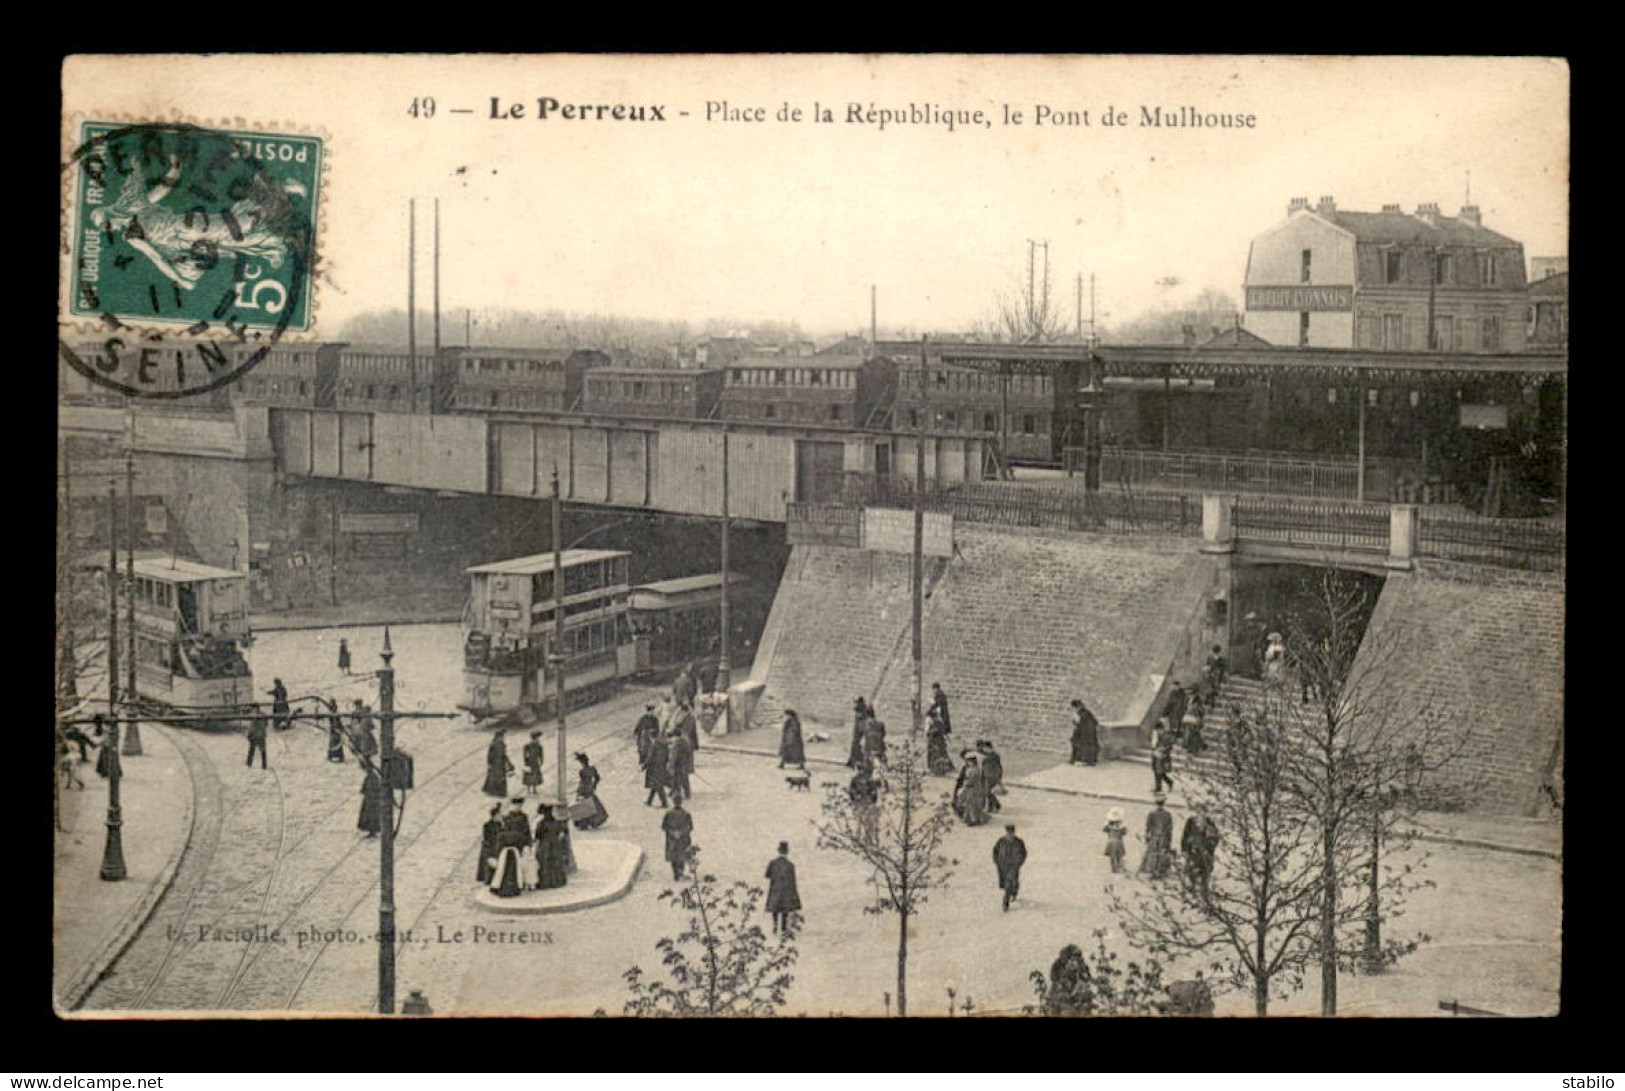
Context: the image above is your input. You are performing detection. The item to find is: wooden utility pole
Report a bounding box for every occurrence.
[911,338,927,737]
[407,199,417,414]
[377,628,397,1014]
[551,469,576,874]
[718,426,731,692]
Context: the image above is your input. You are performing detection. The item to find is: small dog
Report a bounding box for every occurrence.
[785,770,812,792]
[808,731,831,743]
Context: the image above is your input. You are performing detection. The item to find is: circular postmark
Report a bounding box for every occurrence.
[59,121,320,399]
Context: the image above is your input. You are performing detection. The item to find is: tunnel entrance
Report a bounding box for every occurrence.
[1228,562,1384,682]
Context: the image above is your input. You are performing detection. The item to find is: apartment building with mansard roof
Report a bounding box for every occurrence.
[1242,196,1528,354]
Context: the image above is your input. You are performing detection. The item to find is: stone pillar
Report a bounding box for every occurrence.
[1200,494,1235,554]
[1387,504,1417,570]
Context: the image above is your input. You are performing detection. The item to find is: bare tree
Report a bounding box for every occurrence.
[1276,569,1450,1014]
[815,731,957,1017]
[620,849,799,1017]
[1108,698,1323,1015]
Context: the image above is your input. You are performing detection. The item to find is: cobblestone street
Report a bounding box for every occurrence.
[70,623,1560,1019]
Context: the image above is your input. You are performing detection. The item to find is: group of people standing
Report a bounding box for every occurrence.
[635,701,698,808]
[952,739,1006,826]
[1131,792,1220,890]
[480,797,572,897]
[483,729,610,831]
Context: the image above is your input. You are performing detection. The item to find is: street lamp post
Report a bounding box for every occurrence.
[123,455,142,757]
[376,627,397,1015]
[98,715,127,881]
[911,337,927,737]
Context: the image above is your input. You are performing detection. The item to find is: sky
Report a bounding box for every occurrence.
[61,54,1569,342]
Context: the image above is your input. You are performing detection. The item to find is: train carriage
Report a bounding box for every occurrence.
[460,548,636,722]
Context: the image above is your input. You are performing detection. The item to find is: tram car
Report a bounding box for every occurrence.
[627,572,759,677]
[460,548,637,722]
[129,557,255,726]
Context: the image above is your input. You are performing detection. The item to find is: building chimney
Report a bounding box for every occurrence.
[1288,197,1309,215]
[1458,204,1482,227]
[1415,202,1441,224]
[1181,324,1197,347]
[1316,195,1336,216]
[1381,203,1402,214]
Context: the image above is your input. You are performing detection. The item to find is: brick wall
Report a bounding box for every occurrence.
[761,526,1206,755]
[1354,560,1564,816]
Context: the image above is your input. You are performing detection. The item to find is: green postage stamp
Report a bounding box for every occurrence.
[66,121,322,335]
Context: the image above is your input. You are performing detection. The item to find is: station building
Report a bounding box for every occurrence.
[1243,197,1529,354]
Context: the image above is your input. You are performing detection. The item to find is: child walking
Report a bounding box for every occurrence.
[1103,806,1128,873]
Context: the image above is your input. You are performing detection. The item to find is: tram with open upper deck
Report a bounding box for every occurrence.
[128,557,255,726]
[460,548,637,723]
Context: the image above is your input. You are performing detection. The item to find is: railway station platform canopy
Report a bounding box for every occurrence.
[876,339,1568,381]
[464,548,630,576]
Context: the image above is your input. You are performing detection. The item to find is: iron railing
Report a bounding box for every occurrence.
[812,473,1202,536]
[1230,496,1392,554]
[1417,511,1565,572]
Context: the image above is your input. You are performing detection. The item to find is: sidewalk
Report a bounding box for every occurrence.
[53,725,195,1012]
[708,720,1562,861]
[250,598,463,632]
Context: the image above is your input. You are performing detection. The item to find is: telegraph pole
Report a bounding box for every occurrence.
[377,627,397,1014]
[123,455,142,756]
[718,425,731,692]
[911,337,927,737]
[551,469,576,873]
[407,199,417,414]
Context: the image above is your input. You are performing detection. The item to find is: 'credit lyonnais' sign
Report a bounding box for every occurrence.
[1245,285,1354,312]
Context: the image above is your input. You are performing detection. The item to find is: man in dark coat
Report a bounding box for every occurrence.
[245,711,269,770]
[993,824,1028,911]
[643,731,671,808]
[930,683,952,732]
[1151,718,1177,794]
[337,638,352,675]
[1140,793,1174,879]
[634,704,661,766]
[667,729,694,803]
[847,697,871,768]
[1182,805,1220,895]
[673,666,697,707]
[977,740,1004,813]
[778,710,806,768]
[1069,699,1100,766]
[267,678,291,731]
[764,841,801,934]
[862,717,888,768]
[662,799,694,881]
[1164,682,1188,743]
[476,803,502,884]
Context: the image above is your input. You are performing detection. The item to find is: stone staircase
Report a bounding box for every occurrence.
[1120,675,1270,772]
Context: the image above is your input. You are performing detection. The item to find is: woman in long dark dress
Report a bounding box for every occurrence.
[483,730,513,797]
[847,697,871,768]
[358,768,384,837]
[491,799,532,897]
[778,710,806,769]
[1069,699,1100,766]
[954,753,989,826]
[573,752,609,830]
[535,805,570,889]
[476,803,502,883]
[521,731,545,794]
[926,710,954,775]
